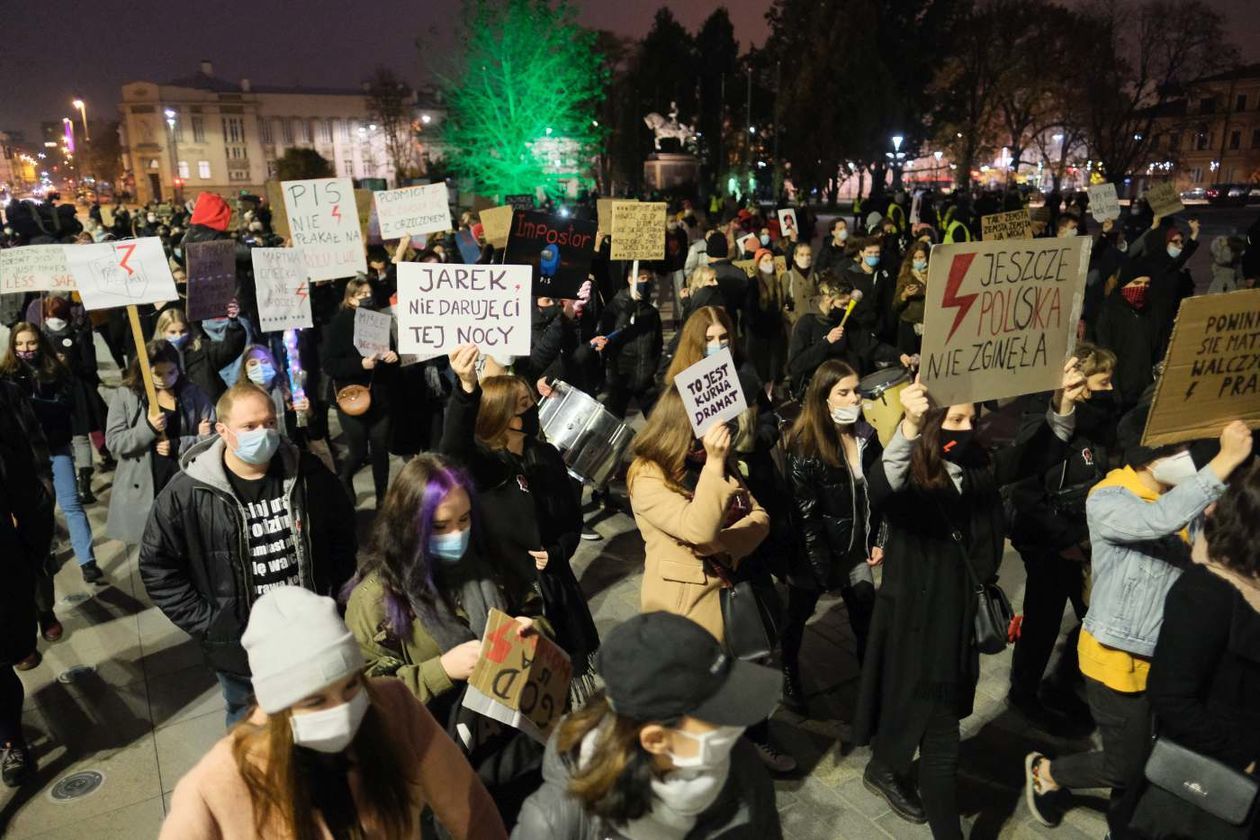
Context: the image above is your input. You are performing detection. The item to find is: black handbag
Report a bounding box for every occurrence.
[937,501,1015,655]
[718,577,782,662]
[1132,736,1259,831]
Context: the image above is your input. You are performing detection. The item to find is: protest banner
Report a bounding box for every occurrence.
[1088,183,1121,222]
[251,248,312,332]
[65,238,179,312]
[374,183,451,240]
[280,178,367,282]
[265,181,291,240]
[1146,181,1184,217]
[777,208,799,239]
[397,263,532,359]
[980,209,1034,241]
[504,210,596,298]
[462,609,572,744]
[0,245,75,294]
[596,197,620,244]
[675,347,748,437]
[505,194,534,211]
[1142,289,1260,447]
[480,205,515,249]
[610,201,666,261]
[919,237,1089,406]
[352,307,393,358]
[733,255,787,279]
[184,239,238,321]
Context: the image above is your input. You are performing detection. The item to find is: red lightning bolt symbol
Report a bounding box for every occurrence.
[330,204,341,223]
[485,620,515,664]
[941,252,979,343]
[295,282,308,302]
[117,243,138,276]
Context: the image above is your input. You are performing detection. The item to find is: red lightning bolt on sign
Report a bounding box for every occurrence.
[116,243,138,276]
[295,282,308,302]
[485,619,515,664]
[941,252,979,342]
[330,204,341,223]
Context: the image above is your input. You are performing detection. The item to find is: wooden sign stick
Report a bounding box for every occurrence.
[125,304,162,433]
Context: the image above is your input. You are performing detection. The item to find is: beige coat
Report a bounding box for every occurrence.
[160,678,507,840]
[629,460,770,640]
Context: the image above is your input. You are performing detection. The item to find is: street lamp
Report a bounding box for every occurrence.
[73,98,90,142]
[886,134,907,186]
[164,108,182,202]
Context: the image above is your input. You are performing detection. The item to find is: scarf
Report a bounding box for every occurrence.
[414,551,508,652]
[1192,533,1260,614]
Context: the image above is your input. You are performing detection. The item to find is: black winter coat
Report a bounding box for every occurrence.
[786,313,901,393]
[599,289,662,386]
[681,285,727,324]
[3,366,76,448]
[178,320,247,402]
[710,260,750,331]
[1094,294,1169,408]
[138,437,357,676]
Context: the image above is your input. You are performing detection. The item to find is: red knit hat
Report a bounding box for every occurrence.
[753,247,775,268]
[191,193,232,232]
[1164,227,1184,244]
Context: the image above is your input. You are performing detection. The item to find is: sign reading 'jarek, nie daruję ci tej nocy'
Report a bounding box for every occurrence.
[280,177,368,282]
[396,263,532,359]
[919,238,1089,406]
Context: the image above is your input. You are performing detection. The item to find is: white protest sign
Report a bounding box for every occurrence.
[64,238,179,311]
[280,178,367,281]
[919,237,1090,406]
[251,248,312,332]
[777,208,799,239]
[373,183,452,239]
[353,307,393,357]
[675,347,747,437]
[0,245,75,294]
[1088,183,1121,222]
[1146,182,1184,217]
[396,263,531,359]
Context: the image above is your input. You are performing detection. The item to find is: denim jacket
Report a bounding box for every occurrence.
[1084,464,1225,657]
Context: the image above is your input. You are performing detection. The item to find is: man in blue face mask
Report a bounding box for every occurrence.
[139,382,357,726]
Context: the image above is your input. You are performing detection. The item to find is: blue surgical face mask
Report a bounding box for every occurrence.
[1167,245,1182,259]
[228,427,279,465]
[912,258,927,272]
[247,362,276,386]
[429,528,471,564]
[863,255,880,268]
[201,318,229,341]
[704,340,729,357]
[759,233,770,246]
[167,333,189,349]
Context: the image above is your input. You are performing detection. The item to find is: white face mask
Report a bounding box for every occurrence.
[1149,451,1197,488]
[830,404,862,425]
[289,687,370,754]
[44,317,68,332]
[667,725,744,771]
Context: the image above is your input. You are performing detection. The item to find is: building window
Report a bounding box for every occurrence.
[294,119,309,144]
[343,159,353,177]
[1199,96,1215,114]
[321,119,334,144]
[340,119,351,142]
[198,160,211,180]
[1236,93,1247,112]
[1196,129,1209,151]
[1168,132,1181,151]
[192,116,205,143]
[259,118,272,144]
[266,161,278,178]
[1252,128,1260,149]
[280,118,292,145]
[229,170,249,182]
[1191,167,1203,183]
[222,117,245,144]
[1229,130,1241,150]
[178,160,190,179]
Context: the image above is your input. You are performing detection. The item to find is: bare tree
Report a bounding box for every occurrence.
[365,66,417,185]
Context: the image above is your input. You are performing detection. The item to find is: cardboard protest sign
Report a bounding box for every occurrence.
[1142,289,1260,447]
[610,201,666,261]
[1088,183,1121,222]
[184,239,238,321]
[374,183,451,240]
[919,237,1089,406]
[397,263,531,359]
[265,181,291,240]
[65,238,179,312]
[675,347,748,437]
[0,245,75,294]
[505,194,534,211]
[1146,182,1184,217]
[251,248,312,332]
[280,178,367,282]
[504,210,596,298]
[733,255,787,279]
[352,306,393,357]
[980,210,1033,241]
[777,208,799,239]
[480,205,515,249]
[595,197,619,245]
[462,609,572,744]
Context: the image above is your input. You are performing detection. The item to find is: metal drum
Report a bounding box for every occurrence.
[859,366,911,446]
[538,380,635,487]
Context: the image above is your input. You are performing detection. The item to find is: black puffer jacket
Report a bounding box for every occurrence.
[177,320,247,402]
[138,436,357,676]
[3,365,76,448]
[599,289,662,386]
[786,423,884,590]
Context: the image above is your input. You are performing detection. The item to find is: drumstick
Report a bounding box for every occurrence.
[838,288,864,329]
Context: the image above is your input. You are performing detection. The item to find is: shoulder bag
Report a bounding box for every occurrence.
[936,500,1015,655]
[1129,734,1258,837]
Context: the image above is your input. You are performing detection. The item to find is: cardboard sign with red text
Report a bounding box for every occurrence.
[462,609,572,744]
[920,238,1089,405]
[64,238,179,311]
[0,245,75,294]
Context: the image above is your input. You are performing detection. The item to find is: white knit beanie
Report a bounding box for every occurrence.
[241,586,365,714]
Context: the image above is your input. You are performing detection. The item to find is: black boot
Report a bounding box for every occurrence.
[782,662,807,715]
[863,760,927,824]
[77,468,97,504]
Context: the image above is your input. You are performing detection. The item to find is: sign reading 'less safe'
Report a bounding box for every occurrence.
[920,238,1089,406]
[675,347,748,437]
[396,263,532,359]
[281,178,367,282]
[0,245,75,294]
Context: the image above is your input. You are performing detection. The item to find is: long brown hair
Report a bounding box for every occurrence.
[627,388,696,493]
[230,679,415,840]
[475,375,532,450]
[786,360,859,468]
[664,305,735,386]
[0,322,68,383]
[896,241,931,286]
[121,340,183,395]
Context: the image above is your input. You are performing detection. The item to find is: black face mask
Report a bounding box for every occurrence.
[515,406,540,438]
[828,306,847,324]
[1075,393,1115,434]
[537,304,558,324]
[356,298,376,310]
[940,428,983,466]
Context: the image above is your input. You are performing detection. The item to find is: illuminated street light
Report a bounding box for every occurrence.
[73,98,90,142]
[891,134,904,152]
[420,114,432,125]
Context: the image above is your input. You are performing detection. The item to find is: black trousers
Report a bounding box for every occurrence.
[873,703,963,840]
[781,579,875,675]
[602,375,658,421]
[0,667,24,746]
[1010,547,1087,698]
[336,407,391,506]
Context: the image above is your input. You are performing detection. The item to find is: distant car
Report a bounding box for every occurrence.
[1205,183,1252,206]
[1180,187,1207,202]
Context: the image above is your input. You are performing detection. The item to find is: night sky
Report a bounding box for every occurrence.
[1,0,1257,141]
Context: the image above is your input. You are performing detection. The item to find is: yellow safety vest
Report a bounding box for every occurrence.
[945,219,971,243]
[887,203,906,233]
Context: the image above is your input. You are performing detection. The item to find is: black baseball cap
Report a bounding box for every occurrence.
[597,612,781,726]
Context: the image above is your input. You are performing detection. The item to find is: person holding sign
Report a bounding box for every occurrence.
[161,586,506,840]
[153,306,247,402]
[322,278,399,507]
[512,612,783,839]
[594,264,664,419]
[1095,260,1169,410]
[853,361,1088,837]
[343,454,549,824]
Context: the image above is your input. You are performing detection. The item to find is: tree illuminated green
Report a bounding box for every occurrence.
[440,0,605,200]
